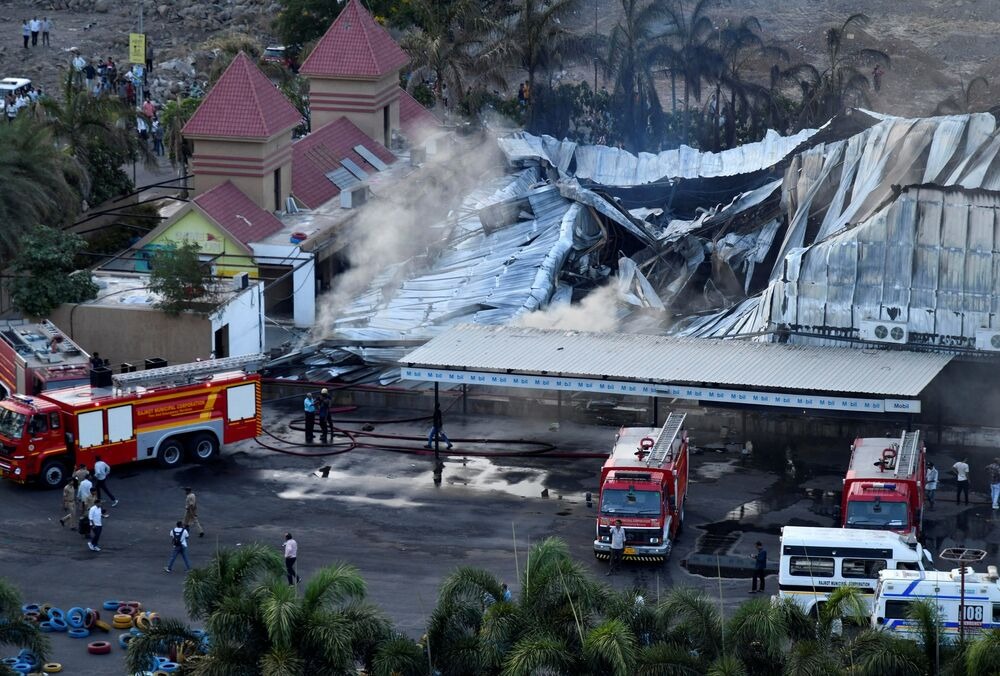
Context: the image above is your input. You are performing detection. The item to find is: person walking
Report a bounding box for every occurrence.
[317,388,330,442]
[59,478,78,527]
[606,519,625,576]
[925,461,939,509]
[283,533,301,585]
[92,456,118,506]
[303,392,316,442]
[72,463,89,483]
[77,474,94,513]
[183,487,205,537]
[164,521,191,572]
[41,17,50,46]
[151,118,164,156]
[953,457,970,505]
[988,458,1000,510]
[425,403,453,449]
[88,499,105,551]
[750,541,768,593]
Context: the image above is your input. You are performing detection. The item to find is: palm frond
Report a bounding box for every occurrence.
[583,619,638,676]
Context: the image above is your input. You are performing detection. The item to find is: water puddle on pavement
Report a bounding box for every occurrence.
[443,456,562,500]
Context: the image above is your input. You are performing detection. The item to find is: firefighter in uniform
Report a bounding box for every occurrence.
[183,487,205,537]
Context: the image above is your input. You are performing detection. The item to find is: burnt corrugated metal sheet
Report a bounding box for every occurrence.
[401,324,951,396]
[499,129,817,185]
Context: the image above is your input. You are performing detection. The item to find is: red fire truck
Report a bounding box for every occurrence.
[0,354,265,488]
[841,431,925,538]
[594,412,689,563]
[0,320,93,396]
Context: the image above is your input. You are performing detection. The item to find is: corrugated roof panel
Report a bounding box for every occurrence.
[401,325,952,396]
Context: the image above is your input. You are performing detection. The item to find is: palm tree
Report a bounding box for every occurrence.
[933,76,991,115]
[603,0,668,151]
[797,13,890,127]
[661,0,720,145]
[966,629,1000,674]
[843,629,927,675]
[0,578,50,667]
[128,545,394,675]
[159,95,201,194]
[400,0,504,113]
[0,118,83,260]
[499,0,589,124]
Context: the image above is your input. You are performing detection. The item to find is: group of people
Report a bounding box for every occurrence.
[302,388,334,443]
[927,456,1000,510]
[59,458,118,551]
[21,17,52,48]
[4,84,41,124]
[72,54,149,103]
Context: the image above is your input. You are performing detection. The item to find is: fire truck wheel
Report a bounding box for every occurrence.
[188,433,219,462]
[39,459,68,489]
[156,440,185,469]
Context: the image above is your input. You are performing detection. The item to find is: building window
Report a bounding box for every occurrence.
[273,167,282,211]
[383,105,390,146]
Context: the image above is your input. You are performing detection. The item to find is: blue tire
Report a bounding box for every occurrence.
[66,607,86,628]
[47,607,65,620]
[11,661,31,673]
[49,617,68,632]
[68,627,90,638]
[158,662,179,673]
[21,604,40,614]
[102,600,121,611]
[38,621,54,632]
[119,633,134,649]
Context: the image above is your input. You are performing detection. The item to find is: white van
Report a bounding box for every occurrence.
[778,526,932,613]
[873,567,1000,642]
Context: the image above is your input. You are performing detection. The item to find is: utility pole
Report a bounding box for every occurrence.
[137,0,143,107]
[939,547,986,645]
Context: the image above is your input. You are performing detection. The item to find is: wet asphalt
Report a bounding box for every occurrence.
[2,401,998,673]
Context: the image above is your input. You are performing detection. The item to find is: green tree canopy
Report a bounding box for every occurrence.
[9,226,98,318]
[148,241,213,316]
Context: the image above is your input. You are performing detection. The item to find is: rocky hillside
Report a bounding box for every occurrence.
[0,0,277,102]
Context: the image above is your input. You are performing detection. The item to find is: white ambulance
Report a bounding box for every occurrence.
[872,567,1000,642]
[778,526,932,614]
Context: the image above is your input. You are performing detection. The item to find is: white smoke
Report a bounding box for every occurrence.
[516,283,622,333]
[312,132,506,339]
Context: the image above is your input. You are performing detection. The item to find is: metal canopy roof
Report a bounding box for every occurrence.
[401,325,952,398]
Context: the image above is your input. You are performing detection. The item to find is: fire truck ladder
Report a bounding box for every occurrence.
[111,353,268,390]
[894,430,920,478]
[645,412,686,467]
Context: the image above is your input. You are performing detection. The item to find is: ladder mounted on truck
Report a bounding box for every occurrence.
[112,353,268,391]
[894,430,920,479]
[645,412,686,467]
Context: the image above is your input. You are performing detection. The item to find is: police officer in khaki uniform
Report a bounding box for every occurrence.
[183,487,205,537]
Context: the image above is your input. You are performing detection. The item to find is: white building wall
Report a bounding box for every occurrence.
[250,243,316,328]
[211,281,265,357]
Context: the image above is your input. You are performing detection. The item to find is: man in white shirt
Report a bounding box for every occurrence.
[88,499,104,551]
[164,521,191,572]
[92,456,118,506]
[953,458,970,505]
[29,17,40,47]
[72,54,85,72]
[77,476,94,514]
[283,533,301,585]
[607,519,625,576]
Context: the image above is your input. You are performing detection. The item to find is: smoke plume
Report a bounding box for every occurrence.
[516,282,622,333]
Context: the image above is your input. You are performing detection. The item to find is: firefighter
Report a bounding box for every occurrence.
[317,388,331,442]
[183,487,205,538]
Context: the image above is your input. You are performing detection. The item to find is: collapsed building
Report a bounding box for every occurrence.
[275,109,1000,429]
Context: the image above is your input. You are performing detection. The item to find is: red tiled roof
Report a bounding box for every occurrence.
[291,116,396,209]
[398,88,441,141]
[300,0,410,80]
[183,52,302,139]
[193,181,284,246]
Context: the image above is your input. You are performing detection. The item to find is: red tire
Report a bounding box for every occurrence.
[87,641,111,655]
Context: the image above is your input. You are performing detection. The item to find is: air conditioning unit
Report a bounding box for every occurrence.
[859,319,909,344]
[976,329,1000,352]
[340,184,369,209]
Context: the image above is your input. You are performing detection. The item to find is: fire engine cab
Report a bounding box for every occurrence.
[594,412,688,563]
[841,431,925,538]
[0,354,265,488]
[0,320,93,396]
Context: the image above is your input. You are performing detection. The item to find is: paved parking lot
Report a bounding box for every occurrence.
[3,400,997,672]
